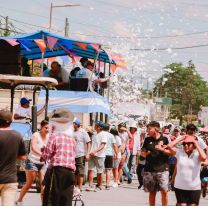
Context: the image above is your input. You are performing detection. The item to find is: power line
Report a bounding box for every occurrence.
[130,44,208,51]
[0,27,24,34]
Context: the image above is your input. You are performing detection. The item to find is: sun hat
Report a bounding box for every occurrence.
[20,97,31,104]
[129,121,137,129]
[50,108,74,123]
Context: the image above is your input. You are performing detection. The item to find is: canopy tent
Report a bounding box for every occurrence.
[0,30,112,63]
[38,90,110,115]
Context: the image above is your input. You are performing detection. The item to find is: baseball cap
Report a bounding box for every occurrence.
[0,109,12,124]
[20,97,31,104]
[73,118,81,126]
[95,121,105,129]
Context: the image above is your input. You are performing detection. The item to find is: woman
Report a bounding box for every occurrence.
[16,120,49,205]
[110,127,122,188]
[157,135,206,206]
[117,122,133,184]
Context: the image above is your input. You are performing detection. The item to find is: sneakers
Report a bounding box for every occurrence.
[86,185,95,192]
[127,178,132,184]
[105,185,111,190]
[138,185,143,190]
[112,182,118,188]
[73,187,81,197]
[15,201,23,206]
[94,185,102,192]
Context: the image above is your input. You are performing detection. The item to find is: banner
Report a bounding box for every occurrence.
[90,43,100,51]
[47,36,58,50]
[75,42,87,50]
[34,39,46,54]
[4,39,19,46]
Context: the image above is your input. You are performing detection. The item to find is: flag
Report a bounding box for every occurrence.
[75,42,87,50]
[47,36,58,50]
[48,56,56,62]
[90,43,100,51]
[4,39,19,46]
[34,39,46,54]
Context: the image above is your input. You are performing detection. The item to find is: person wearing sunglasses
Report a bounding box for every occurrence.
[156,135,206,206]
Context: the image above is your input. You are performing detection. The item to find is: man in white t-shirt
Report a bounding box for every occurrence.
[86,121,107,192]
[14,97,45,120]
[103,123,117,190]
[73,119,91,191]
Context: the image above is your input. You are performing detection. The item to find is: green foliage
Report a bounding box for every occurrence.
[154,61,208,120]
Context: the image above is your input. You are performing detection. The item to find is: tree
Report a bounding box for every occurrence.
[154,61,208,123]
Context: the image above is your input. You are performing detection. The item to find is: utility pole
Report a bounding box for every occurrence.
[4,16,9,36]
[64,18,69,37]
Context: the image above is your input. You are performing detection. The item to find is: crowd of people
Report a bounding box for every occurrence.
[0,107,208,206]
[21,57,110,92]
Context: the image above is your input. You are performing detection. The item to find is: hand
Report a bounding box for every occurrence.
[120,127,127,131]
[193,140,199,147]
[90,152,96,157]
[114,154,117,160]
[85,154,90,162]
[155,144,164,151]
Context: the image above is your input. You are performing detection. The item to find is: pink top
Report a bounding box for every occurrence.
[128,134,134,151]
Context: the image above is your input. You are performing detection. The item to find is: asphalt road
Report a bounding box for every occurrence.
[5,181,208,206]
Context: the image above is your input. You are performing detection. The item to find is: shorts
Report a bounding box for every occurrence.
[75,156,85,176]
[104,155,113,169]
[143,171,169,192]
[25,159,44,171]
[113,158,121,169]
[88,157,105,173]
[174,188,201,204]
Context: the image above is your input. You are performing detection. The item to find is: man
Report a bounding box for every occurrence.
[14,97,45,120]
[103,123,117,190]
[85,61,110,91]
[86,121,107,192]
[127,121,140,176]
[142,121,170,206]
[73,118,91,192]
[43,61,69,90]
[0,109,26,206]
[41,108,76,206]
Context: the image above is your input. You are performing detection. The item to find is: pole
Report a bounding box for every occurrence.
[5,16,9,36]
[49,3,53,32]
[64,18,69,37]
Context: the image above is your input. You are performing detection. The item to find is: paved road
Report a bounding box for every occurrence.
[7,181,208,206]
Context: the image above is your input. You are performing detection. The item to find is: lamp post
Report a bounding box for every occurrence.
[49,2,80,32]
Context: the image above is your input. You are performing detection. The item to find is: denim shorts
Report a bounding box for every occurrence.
[25,159,44,171]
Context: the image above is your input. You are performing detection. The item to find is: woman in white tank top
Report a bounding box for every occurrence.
[16,120,49,205]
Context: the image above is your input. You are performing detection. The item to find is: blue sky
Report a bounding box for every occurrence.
[0,0,208,87]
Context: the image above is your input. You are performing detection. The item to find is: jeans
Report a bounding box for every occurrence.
[0,183,18,206]
[127,152,136,174]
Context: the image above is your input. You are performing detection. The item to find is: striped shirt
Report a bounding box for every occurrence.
[41,132,76,171]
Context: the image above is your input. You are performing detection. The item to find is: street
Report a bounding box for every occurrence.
[9,181,208,206]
